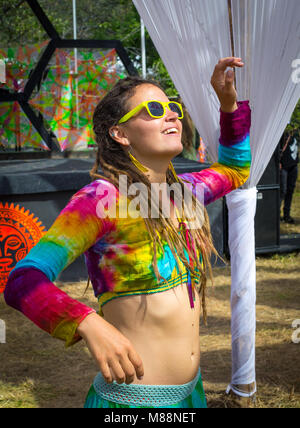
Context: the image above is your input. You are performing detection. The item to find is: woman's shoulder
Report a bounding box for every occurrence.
[72,178,119,201]
[64,178,119,225]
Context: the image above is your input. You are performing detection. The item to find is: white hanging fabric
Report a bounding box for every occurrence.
[225,187,257,392]
[133,0,300,396]
[231,0,300,188]
[133,0,232,162]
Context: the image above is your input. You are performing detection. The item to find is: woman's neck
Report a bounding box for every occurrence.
[146,168,167,184]
[143,158,171,184]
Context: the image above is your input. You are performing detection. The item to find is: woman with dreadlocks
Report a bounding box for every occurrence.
[4,57,251,408]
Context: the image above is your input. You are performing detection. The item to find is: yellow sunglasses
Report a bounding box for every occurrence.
[118,100,184,124]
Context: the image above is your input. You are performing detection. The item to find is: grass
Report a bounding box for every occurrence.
[202,252,300,408]
[0,251,299,408]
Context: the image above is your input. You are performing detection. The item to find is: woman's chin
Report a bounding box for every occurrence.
[145,141,183,160]
[162,140,183,157]
[170,144,183,158]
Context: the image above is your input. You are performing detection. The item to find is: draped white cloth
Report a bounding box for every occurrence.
[231,0,300,188]
[226,187,257,393]
[133,0,300,395]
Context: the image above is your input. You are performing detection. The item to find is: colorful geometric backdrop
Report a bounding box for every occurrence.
[0,42,124,151]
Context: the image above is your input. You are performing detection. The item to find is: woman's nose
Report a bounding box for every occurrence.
[165,107,178,121]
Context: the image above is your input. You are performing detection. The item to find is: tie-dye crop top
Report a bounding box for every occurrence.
[4,101,251,347]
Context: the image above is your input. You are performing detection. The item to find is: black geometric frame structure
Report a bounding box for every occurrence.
[0,0,138,151]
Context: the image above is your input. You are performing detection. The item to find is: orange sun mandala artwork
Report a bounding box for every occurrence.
[0,203,46,293]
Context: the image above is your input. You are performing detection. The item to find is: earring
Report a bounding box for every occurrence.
[128,150,149,172]
[168,161,179,182]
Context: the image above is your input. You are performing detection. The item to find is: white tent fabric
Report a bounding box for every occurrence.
[231,0,300,188]
[133,0,300,396]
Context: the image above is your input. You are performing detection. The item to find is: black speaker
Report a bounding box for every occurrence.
[257,147,280,186]
[255,148,281,252]
[255,186,280,251]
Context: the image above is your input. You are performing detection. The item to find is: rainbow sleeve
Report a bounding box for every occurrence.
[179,101,251,205]
[4,180,116,346]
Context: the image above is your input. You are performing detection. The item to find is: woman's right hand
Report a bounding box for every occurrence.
[77,312,144,384]
[210,57,244,113]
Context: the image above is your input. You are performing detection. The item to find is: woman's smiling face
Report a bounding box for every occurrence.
[118,84,183,163]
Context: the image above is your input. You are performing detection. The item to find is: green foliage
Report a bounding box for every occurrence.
[149,58,177,97]
[286,100,300,132]
[0,0,46,45]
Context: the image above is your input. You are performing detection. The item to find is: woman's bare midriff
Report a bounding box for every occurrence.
[102,282,201,386]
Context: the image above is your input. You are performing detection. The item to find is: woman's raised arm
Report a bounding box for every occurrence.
[179,57,251,205]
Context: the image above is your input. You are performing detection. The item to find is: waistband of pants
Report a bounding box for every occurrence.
[93,369,201,407]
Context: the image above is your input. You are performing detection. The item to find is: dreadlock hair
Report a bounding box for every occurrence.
[90,76,217,324]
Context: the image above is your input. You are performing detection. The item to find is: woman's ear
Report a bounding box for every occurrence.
[109,126,130,147]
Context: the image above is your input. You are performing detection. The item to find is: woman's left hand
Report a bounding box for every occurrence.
[210,57,244,113]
